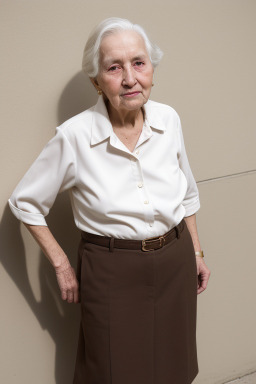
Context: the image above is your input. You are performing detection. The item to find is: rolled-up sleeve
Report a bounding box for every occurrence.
[177,116,200,216]
[8,127,76,225]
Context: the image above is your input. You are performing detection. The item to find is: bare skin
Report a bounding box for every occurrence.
[90,30,154,153]
[24,223,79,303]
[184,214,211,294]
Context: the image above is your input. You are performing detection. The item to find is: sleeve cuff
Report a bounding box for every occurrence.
[183,198,200,217]
[8,199,48,226]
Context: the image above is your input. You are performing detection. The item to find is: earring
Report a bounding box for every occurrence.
[97,89,102,95]
[152,83,154,87]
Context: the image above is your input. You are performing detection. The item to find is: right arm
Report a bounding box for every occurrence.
[24,223,79,303]
[9,127,78,302]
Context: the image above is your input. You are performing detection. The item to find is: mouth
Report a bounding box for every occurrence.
[122,91,141,97]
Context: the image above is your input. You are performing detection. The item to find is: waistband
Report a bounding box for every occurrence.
[81,219,185,252]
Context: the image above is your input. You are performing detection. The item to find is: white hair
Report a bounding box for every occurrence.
[82,17,163,78]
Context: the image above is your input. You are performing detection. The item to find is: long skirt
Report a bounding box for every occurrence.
[73,219,199,384]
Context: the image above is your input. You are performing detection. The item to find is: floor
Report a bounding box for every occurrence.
[226,371,256,383]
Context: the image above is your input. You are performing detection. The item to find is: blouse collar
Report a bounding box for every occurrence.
[90,95,165,146]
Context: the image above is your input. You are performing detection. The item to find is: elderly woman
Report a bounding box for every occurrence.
[9,17,210,384]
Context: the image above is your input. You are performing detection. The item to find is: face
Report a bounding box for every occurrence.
[92,30,154,114]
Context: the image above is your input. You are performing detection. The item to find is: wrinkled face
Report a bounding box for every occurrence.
[92,30,154,114]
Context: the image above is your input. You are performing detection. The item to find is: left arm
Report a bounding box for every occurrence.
[176,114,211,294]
[184,214,211,294]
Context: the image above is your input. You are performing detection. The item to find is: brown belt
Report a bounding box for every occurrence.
[81,219,185,252]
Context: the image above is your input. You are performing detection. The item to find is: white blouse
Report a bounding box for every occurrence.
[8,96,200,240]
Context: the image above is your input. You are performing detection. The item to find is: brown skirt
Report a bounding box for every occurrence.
[73,220,198,384]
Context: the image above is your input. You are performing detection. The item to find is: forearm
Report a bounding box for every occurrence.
[23,223,69,270]
[184,214,201,253]
[23,223,78,303]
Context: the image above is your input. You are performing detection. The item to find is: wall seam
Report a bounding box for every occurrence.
[197,169,256,185]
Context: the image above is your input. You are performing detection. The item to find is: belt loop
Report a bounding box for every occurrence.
[175,225,181,239]
[109,237,115,252]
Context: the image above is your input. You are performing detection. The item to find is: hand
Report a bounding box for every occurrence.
[195,256,211,294]
[55,259,80,303]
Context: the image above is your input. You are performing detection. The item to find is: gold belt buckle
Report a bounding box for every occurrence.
[142,235,165,252]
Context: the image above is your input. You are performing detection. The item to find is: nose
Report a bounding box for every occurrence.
[122,66,137,87]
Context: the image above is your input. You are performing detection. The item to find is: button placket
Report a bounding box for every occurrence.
[131,158,154,228]
[110,140,155,232]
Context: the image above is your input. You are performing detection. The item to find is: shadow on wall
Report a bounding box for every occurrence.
[1,72,98,384]
[57,71,98,125]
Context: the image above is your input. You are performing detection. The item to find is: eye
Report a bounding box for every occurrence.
[108,65,120,72]
[134,61,144,67]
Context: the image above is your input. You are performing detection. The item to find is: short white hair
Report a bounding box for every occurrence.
[82,17,163,78]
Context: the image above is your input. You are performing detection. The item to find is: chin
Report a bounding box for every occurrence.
[122,97,147,110]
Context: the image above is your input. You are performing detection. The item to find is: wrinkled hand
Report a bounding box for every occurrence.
[195,256,211,294]
[55,259,80,303]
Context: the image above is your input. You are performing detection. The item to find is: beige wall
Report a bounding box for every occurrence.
[1,1,255,383]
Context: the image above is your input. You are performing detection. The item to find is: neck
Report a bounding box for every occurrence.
[106,100,143,128]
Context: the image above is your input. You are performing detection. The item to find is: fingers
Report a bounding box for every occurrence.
[197,272,210,294]
[67,289,74,303]
[56,265,80,304]
[195,257,211,295]
[73,286,80,304]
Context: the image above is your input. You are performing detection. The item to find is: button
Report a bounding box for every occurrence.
[135,150,140,155]
[137,182,143,188]
[144,200,149,204]
[149,223,153,227]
